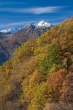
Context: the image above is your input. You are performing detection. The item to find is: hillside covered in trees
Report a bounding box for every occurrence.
[0,17,73,110]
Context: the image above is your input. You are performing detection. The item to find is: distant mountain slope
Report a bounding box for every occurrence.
[0,30,11,39]
[0,17,73,110]
[0,21,52,65]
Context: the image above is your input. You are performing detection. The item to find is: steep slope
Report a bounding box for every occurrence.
[0,22,52,65]
[0,17,73,110]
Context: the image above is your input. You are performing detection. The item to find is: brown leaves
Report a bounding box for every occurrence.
[48,69,67,101]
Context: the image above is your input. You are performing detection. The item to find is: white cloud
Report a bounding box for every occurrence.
[0,6,61,14]
[21,7,60,14]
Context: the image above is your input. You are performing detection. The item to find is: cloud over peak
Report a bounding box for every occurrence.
[19,6,60,14]
[0,6,61,14]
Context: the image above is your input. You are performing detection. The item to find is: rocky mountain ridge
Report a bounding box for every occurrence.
[0,21,52,65]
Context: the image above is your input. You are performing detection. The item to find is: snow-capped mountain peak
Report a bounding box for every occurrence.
[0,21,53,34]
[36,20,52,28]
[0,28,11,33]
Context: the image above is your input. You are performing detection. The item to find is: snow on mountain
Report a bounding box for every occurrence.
[36,20,52,28]
[0,21,52,34]
[0,28,11,33]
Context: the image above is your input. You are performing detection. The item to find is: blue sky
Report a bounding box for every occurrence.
[0,0,73,28]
